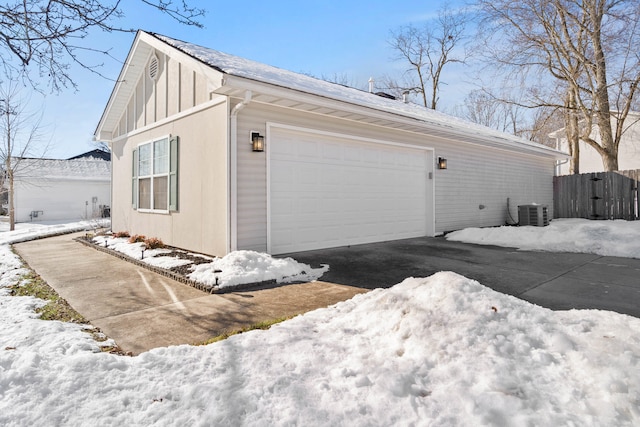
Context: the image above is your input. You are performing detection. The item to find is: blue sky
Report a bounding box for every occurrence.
[34,0,470,158]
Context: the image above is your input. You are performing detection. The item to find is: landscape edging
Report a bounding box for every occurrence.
[74,237,279,294]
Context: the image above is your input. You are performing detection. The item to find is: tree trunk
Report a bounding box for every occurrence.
[565,89,580,174]
[568,127,580,174]
[590,0,618,171]
[600,148,618,171]
[6,160,14,231]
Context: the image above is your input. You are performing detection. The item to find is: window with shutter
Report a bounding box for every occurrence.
[132,135,178,213]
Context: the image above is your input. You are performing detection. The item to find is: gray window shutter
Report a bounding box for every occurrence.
[169,136,179,211]
[132,147,138,209]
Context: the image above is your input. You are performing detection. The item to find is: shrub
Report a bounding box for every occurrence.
[144,237,165,249]
[128,234,146,244]
[113,231,130,238]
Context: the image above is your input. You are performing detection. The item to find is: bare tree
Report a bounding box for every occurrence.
[527,105,567,148]
[475,0,640,172]
[0,1,205,92]
[388,3,469,110]
[0,84,47,230]
[456,89,529,136]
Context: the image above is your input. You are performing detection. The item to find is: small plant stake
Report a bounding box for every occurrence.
[210,269,223,293]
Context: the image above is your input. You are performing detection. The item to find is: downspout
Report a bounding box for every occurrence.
[228,90,252,253]
[555,158,569,176]
[108,141,113,230]
[553,135,569,176]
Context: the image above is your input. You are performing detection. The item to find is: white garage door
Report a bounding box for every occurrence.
[269,127,433,254]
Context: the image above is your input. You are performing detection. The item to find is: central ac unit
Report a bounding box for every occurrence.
[518,204,549,227]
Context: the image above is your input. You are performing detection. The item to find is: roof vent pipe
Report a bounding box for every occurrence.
[402,90,410,103]
[368,77,374,93]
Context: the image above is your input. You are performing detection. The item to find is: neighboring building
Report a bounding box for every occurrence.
[6,154,110,222]
[94,31,566,256]
[68,149,111,161]
[550,112,640,174]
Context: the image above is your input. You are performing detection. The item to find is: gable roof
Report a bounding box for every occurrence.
[68,149,111,161]
[12,158,110,182]
[96,30,567,159]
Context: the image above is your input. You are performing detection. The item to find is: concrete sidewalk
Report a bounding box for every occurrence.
[14,233,366,355]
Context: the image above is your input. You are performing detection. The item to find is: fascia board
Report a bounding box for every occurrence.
[218,75,568,160]
[95,31,226,142]
[94,31,147,142]
[142,32,226,88]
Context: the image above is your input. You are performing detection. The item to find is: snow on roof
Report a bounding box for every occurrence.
[12,158,110,181]
[68,149,111,161]
[152,32,564,156]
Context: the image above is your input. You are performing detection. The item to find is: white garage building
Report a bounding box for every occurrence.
[95,31,565,256]
[8,156,110,223]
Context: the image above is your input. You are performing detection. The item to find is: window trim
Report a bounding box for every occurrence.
[133,134,178,214]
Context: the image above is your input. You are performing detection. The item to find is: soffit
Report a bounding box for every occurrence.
[215,76,568,160]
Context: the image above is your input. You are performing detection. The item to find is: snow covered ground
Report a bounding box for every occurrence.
[0,218,109,245]
[1,219,639,425]
[447,218,640,259]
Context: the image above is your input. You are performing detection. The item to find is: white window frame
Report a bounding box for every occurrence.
[135,135,171,213]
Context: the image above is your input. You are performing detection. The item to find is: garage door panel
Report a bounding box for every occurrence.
[323,143,342,160]
[270,128,432,254]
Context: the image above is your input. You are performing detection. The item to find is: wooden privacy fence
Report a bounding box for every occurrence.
[553,170,640,220]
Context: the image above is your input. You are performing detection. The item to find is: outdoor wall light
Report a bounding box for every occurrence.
[251,131,265,152]
[438,157,447,170]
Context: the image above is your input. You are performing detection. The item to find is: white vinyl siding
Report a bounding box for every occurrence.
[433,143,554,232]
[235,103,556,253]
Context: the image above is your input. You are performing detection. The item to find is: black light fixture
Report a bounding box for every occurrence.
[251,131,264,152]
[438,157,447,170]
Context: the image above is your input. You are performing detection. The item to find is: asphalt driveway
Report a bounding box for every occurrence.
[281,236,640,318]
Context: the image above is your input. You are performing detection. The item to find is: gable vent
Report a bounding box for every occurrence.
[148,54,159,81]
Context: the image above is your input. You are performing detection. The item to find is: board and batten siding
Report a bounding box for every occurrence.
[234,102,556,252]
[112,50,210,140]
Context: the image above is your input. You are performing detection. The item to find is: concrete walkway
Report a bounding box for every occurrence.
[14,233,366,355]
[284,236,640,318]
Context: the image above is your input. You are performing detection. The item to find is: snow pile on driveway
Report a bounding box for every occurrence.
[447,218,640,259]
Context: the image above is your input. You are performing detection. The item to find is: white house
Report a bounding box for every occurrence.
[8,156,111,223]
[95,31,566,256]
[550,112,640,174]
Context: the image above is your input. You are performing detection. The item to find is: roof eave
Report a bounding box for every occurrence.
[216,75,568,160]
[94,30,226,143]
